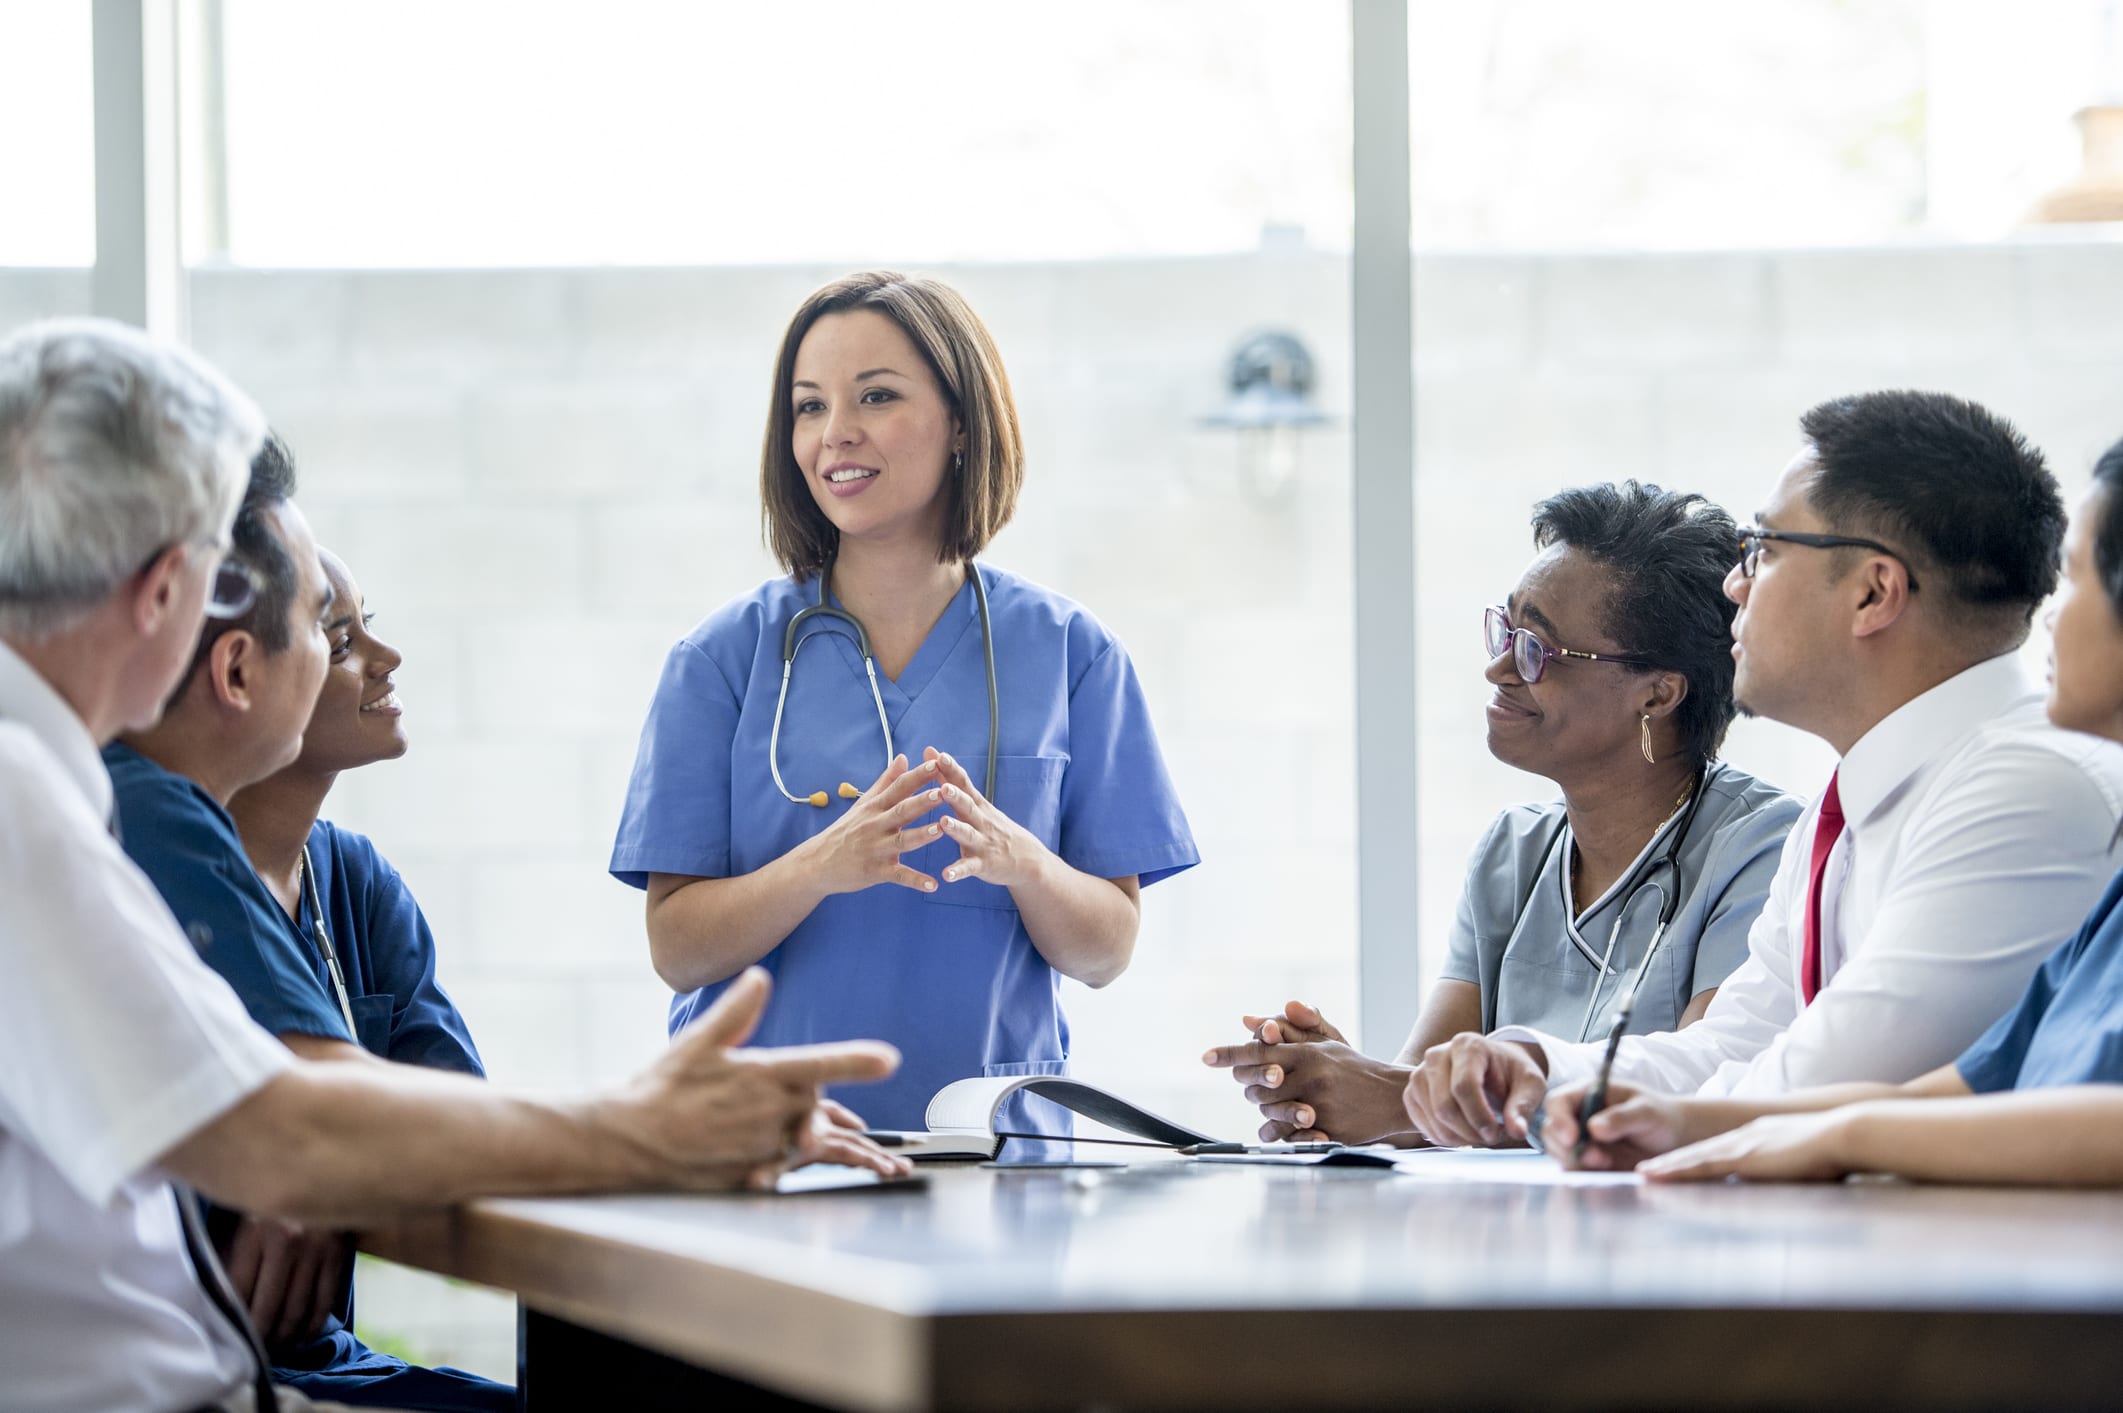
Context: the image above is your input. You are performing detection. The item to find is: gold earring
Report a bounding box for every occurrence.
[1641,713,1656,765]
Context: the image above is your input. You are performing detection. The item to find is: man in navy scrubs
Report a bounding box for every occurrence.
[105,438,512,1411]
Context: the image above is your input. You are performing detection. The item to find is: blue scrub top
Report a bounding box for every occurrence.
[105,746,500,1404]
[611,564,1200,1130]
[1957,867,2123,1093]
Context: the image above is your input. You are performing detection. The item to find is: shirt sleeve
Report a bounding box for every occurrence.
[1952,874,2121,1093]
[1708,739,2120,1098]
[1053,638,1199,886]
[342,833,485,1077]
[1953,945,2068,1094]
[1436,812,1515,986]
[1687,794,1803,997]
[610,637,741,889]
[117,777,351,1043]
[0,737,291,1205]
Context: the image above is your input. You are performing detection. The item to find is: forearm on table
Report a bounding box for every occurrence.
[647,853,826,992]
[1014,856,1139,988]
[1832,1086,2123,1186]
[1678,1067,1971,1141]
[164,1062,679,1227]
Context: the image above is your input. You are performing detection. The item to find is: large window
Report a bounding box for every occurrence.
[215,0,1349,266]
[0,2,94,266]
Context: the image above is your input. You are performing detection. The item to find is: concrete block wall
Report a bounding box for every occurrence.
[7,236,2122,1378]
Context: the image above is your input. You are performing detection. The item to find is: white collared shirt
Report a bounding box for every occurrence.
[0,639,293,1412]
[1494,654,2123,1098]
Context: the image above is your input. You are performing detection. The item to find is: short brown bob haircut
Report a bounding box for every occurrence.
[760,271,1024,576]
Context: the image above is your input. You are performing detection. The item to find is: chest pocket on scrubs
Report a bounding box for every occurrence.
[921,754,1067,911]
[349,992,395,1057]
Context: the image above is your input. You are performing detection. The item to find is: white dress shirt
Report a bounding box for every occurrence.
[0,640,293,1412]
[1494,654,2123,1098]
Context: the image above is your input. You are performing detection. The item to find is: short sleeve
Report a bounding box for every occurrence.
[1437,812,1514,985]
[1688,794,1803,997]
[610,639,741,889]
[0,737,290,1204]
[115,776,350,1043]
[1054,639,1198,886]
[1954,895,2100,1093]
[335,829,485,1076]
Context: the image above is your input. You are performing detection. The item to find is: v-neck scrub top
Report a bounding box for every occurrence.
[611,565,1199,1129]
[1437,761,1800,1044]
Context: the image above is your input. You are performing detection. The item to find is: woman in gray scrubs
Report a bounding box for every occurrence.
[1205,481,1801,1144]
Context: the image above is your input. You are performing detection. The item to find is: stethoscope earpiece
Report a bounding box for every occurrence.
[838,782,861,800]
[804,790,829,808]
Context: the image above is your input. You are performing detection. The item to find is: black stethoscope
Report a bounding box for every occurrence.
[1515,762,1717,1041]
[768,557,999,807]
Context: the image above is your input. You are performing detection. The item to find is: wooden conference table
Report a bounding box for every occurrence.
[367,1151,2123,1410]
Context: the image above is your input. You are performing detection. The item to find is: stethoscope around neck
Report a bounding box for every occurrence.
[1512,762,1718,1042]
[768,555,999,807]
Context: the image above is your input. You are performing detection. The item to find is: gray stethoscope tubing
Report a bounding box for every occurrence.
[300,843,359,1038]
[769,558,998,805]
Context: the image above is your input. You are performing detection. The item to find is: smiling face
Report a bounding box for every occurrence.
[292,549,407,774]
[1484,543,1661,780]
[2046,486,2123,742]
[788,308,962,555]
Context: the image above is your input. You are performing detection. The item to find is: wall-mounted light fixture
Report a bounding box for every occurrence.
[1199,329,1331,500]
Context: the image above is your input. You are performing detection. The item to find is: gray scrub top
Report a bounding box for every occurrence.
[1438,761,1801,1044]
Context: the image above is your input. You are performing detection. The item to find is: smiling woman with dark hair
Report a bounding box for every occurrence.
[611,271,1199,1140]
[1206,481,1802,1146]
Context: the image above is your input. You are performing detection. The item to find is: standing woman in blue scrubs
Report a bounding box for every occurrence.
[612,271,1199,1132]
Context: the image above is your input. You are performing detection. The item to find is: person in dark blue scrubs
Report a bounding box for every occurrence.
[108,438,513,1411]
[1535,432,2123,1187]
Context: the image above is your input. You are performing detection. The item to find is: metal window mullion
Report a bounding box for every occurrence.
[1350,0,1418,1056]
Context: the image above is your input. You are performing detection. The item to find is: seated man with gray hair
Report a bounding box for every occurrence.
[0,318,907,1413]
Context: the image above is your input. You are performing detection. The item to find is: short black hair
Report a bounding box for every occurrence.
[1531,481,1741,768]
[1799,391,2064,642]
[191,431,299,673]
[2090,435,2123,617]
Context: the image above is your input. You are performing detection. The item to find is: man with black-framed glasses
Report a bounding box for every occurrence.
[1405,389,2123,1149]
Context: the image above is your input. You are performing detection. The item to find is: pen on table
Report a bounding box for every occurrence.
[862,1132,906,1147]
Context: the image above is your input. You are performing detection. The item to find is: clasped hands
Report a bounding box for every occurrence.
[1200,1003,1421,1145]
[806,747,1042,898]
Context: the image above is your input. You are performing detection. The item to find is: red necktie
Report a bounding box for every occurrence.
[1799,771,1845,1005]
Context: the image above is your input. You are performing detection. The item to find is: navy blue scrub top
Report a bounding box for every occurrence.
[104,744,483,1072]
[1958,867,2123,1093]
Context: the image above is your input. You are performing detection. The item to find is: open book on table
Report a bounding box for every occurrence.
[863,1074,1217,1161]
[861,1075,1398,1166]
